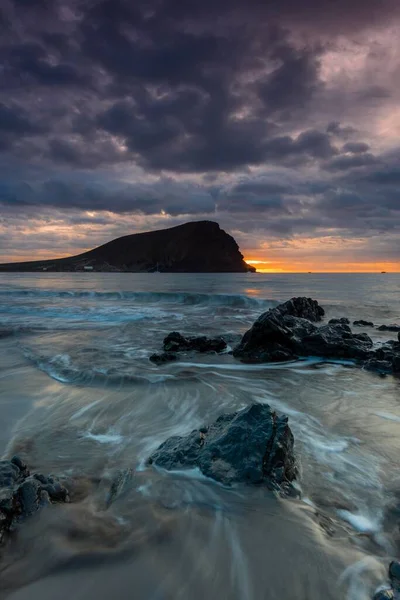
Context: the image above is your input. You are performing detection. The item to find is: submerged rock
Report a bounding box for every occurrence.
[354,320,374,327]
[149,352,178,365]
[378,324,400,332]
[0,456,69,543]
[163,332,227,354]
[329,318,350,325]
[148,403,297,489]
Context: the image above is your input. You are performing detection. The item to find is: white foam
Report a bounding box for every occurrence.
[374,411,400,423]
[81,431,123,444]
[337,510,380,533]
[70,399,102,420]
[309,438,349,453]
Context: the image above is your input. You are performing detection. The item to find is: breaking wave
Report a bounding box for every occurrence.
[0,290,275,309]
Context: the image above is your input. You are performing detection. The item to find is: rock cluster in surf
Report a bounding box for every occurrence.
[232,296,400,375]
[150,331,227,364]
[0,456,69,543]
[148,403,297,489]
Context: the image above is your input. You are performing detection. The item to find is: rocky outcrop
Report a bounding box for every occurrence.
[353,320,374,327]
[233,297,400,375]
[329,318,350,325]
[377,324,400,332]
[364,340,400,374]
[300,324,373,360]
[233,297,324,363]
[163,332,227,353]
[149,352,178,365]
[0,221,256,273]
[148,403,297,488]
[0,456,69,543]
[150,332,228,365]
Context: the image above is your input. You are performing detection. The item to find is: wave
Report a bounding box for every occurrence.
[0,289,275,309]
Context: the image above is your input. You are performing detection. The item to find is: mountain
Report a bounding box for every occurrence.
[0,221,256,273]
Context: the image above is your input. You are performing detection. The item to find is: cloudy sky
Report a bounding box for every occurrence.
[1,0,400,271]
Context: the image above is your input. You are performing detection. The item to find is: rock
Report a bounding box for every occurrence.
[365,343,400,375]
[373,591,393,599]
[148,403,297,489]
[273,297,325,322]
[354,320,374,327]
[0,457,69,544]
[373,561,400,599]
[378,324,400,332]
[234,298,372,364]
[149,352,178,365]
[329,318,350,325]
[233,299,322,363]
[301,324,373,360]
[163,332,227,354]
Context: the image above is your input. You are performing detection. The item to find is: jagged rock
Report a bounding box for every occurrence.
[0,456,69,543]
[378,324,400,332]
[148,403,297,489]
[365,342,400,375]
[329,318,350,325]
[300,324,373,360]
[149,352,178,365]
[233,297,323,363]
[233,298,373,363]
[163,332,227,354]
[354,320,374,327]
[274,297,325,322]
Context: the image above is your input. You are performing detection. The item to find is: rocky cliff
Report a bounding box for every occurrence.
[0,221,256,273]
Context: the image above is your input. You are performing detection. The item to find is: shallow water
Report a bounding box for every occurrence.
[0,272,399,599]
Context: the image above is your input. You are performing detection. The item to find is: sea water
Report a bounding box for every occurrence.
[0,272,399,600]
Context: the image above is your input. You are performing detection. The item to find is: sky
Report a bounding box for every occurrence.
[1,0,400,272]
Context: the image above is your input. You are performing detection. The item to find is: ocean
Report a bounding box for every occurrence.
[0,272,399,600]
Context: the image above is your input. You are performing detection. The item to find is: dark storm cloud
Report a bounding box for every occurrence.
[0,0,400,264]
[325,153,380,171]
[326,122,359,139]
[2,42,85,88]
[342,142,370,154]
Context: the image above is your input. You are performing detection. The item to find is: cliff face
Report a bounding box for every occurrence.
[0,221,256,273]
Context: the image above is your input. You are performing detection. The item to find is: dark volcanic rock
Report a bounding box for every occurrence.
[329,318,350,325]
[0,221,255,273]
[163,332,227,354]
[378,324,400,332]
[148,403,297,488]
[301,324,373,360]
[365,341,400,375]
[353,320,374,327]
[233,297,324,363]
[0,456,69,543]
[149,352,178,365]
[274,297,325,322]
[233,297,382,369]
